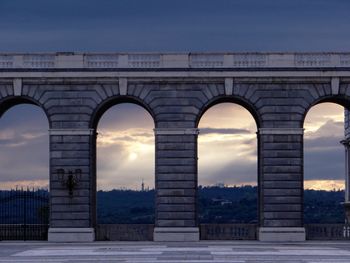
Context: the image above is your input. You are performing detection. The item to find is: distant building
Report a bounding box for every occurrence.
[215,182,226,188]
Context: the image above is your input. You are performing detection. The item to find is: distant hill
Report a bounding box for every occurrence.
[96,186,346,224]
[97,189,155,224]
[0,187,345,224]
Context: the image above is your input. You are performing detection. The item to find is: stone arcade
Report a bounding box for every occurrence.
[0,52,350,242]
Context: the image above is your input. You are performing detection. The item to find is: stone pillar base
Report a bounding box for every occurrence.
[153,227,199,242]
[48,228,95,242]
[258,227,305,242]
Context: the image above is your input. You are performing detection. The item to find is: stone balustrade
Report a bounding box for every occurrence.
[0,52,350,69]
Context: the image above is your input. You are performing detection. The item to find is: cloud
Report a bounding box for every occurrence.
[1,0,350,52]
[96,105,155,190]
[304,103,344,133]
[0,129,46,147]
[305,120,344,139]
[199,128,251,135]
[0,105,49,187]
[304,119,344,181]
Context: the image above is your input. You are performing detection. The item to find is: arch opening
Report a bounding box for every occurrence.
[0,103,49,190]
[95,103,155,229]
[196,97,261,129]
[303,102,346,224]
[0,103,49,240]
[90,96,155,130]
[0,97,49,124]
[302,96,350,128]
[197,103,258,227]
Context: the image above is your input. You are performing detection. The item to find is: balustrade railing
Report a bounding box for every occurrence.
[0,55,13,68]
[0,52,350,69]
[306,224,350,240]
[128,54,161,68]
[85,54,119,68]
[190,54,224,68]
[23,55,55,68]
[200,224,257,240]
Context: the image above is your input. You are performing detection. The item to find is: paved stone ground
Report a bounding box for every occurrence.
[0,241,350,262]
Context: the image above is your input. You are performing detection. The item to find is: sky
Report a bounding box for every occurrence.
[0,0,348,190]
[0,0,350,52]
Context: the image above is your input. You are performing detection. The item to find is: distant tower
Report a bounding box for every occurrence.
[141,179,145,191]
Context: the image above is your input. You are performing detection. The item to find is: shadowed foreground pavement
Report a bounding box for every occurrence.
[0,241,350,262]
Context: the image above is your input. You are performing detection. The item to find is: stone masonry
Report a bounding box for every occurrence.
[0,52,350,242]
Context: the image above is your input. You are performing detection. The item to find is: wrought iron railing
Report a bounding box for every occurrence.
[0,189,49,241]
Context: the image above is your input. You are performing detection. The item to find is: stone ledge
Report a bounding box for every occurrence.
[154,128,199,135]
[153,227,199,242]
[49,129,96,136]
[258,227,305,242]
[48,228,95,242]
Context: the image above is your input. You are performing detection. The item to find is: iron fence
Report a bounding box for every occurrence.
[306,224,350,240]
[0,188,49,240]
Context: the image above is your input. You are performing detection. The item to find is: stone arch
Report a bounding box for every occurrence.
[302,100,347,224]
[0,95,50,193]
[89,95,157,230]
[0,95,50,127]
[90,95,156,129]
[301,95,350,128]
[196,96,260,229]
[195,95,262,128]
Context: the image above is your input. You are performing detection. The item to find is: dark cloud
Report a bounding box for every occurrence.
[0,0,350,52]
[97,143,126,174]
[0,133,49,182]
[304,148,344,180]
[304,120,344,181]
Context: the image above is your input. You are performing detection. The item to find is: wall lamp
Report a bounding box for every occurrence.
[56,169,82,197]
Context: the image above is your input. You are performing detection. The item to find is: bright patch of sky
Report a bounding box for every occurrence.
[96,104,154,190]
[198,103,257,187]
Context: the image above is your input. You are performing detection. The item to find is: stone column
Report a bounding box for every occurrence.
[342,108,350,223]
[153,128,199,241]
[48,129,96,242]
[340,139,350,223]
[258,128,305,241]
